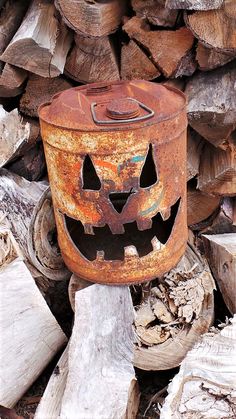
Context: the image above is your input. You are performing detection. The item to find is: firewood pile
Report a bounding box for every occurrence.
[0,0,235,418]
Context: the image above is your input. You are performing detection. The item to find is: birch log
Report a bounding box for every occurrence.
[60,285,140,419]
[0,227,67,407]
[160,316,236,418]
[0,169,69,280]
[134,243,215,370]
[203,233,236,314]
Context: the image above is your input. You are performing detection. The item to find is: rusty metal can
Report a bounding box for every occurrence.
[39,80,187,285]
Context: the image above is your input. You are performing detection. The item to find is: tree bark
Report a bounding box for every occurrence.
[0,169,69,280]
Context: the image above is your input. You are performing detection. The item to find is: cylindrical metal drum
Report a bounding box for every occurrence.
[39,80,187,285]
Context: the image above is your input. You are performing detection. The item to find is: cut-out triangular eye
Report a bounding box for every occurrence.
[140,144,158,188]
[82,155,101,190]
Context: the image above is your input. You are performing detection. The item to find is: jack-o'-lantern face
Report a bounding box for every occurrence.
[64,144,180,263]
[39,80,187,284]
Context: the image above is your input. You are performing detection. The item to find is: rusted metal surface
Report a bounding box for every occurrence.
[39,80,188,285]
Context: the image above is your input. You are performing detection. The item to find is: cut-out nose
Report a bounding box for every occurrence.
[109,191,133,214]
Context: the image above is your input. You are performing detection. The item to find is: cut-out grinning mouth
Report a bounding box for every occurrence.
[64,198,180,262]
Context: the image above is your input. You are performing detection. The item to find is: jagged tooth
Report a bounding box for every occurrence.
[124,245,139,259]
[84,224,94,235]
[109,224,125,234]
[96,250,105,261]
[151,236,163,251]
[137,218,152,231]
[160,207,171,221]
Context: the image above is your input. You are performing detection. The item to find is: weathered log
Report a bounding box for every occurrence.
[6,141,46,181]
[123,17,195,78]
[160,316,236,418]
[200,197,236,235]
[60,285,140,418]
[185,62,236,147]
[185,0,236,53]
[203,233,236,314]
[121,40,161,81]
[0,64,27,97]
[196,42,235,71]
[0,0,30,72]
[55,0,126,37]
[187,183,221,227]
[0,105,30,167]
[187,127,203,181]
[35,346,69,419]
[68,273,91,311]
[19,74,72,118]
[198,142,236,196]
[134,243,215,370]
[0,227,67,408]
[0,0,72,77]
[0,169,69,280]
[166,0,223,10]
[132,0,178,27]
[65,34,120,83]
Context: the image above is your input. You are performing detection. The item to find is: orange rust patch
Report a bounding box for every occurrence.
[94,159,117,174]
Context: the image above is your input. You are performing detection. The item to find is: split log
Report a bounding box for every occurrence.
[59,285,139,418]
[134,243,215,370]
[0,169,69,280]
[185,0,236,53]
[19,74,72,118]
[0,64,27,97]
[203,233,236,314]
[196,42,235,71]
[131,0,178,27]
[0,0,30,72]
[166,0,223,10]
[6,141,46,181]
[187,128,203,181]
[200,197,236,235]
[0,406,23,419]
[55,0,126,37]
[35,346,69,419]
[198,143,236,196]
[160,316,236,418]
[121,40,161,81]
[185,62,236,147]
[68,273,91,311]
[123,17,195,78]
[0,0,72,77]
[0,105,30,167]
[65,34,120,83]
[0,227,67,408]
[187,183,221,228]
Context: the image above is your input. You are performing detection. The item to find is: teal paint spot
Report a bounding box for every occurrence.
[131,155,145,163]
[140,189,164,216]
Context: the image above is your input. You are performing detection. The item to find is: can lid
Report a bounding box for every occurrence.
[39,80,186,131]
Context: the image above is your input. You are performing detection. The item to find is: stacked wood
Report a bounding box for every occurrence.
[185,61,236,147]
[198,142,236,196]
[203,233,236,314]
[19,74,72,118]
[166,0,224,10]
[0,64,27,97]
[65,34,120,83]
[131,0,178,27]
[133,243,215,370]
[35,285,139,418]
[186,128,203,181]
[55,0,126,37]
[0,0,72,77]
[200,197,236,235]
[160,316,236,418]
[123,17,195,78]
[0,169,69,280]
[0,226,67,407]
[187,183,221,228]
